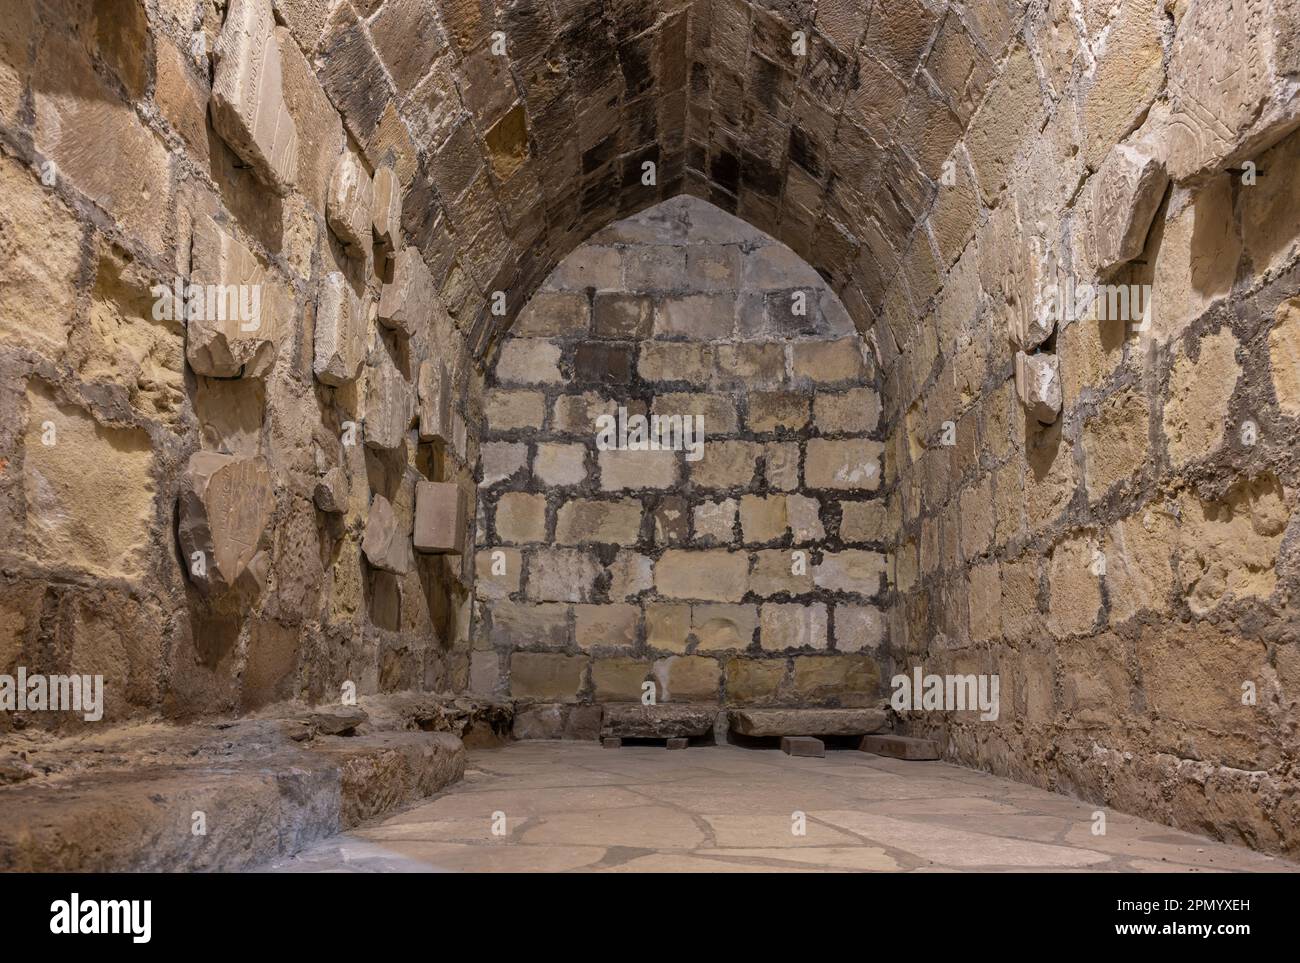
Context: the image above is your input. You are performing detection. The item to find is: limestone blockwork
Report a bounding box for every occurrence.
[0,0,1297,859]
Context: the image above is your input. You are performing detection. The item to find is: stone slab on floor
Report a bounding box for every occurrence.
[0,710,467,871]
[730,707,888,737]
[781,736,825,757]
[861,734,940,760]
[601,703,718,739]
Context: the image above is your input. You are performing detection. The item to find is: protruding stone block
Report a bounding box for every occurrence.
[1014,350,1061,425]
[417,358,451,443]
[186,215,282,378]
[378,247,436,338]
[414,481,467,555]
[1008,235,1056,351]
[361,493,412,574]
[860,734,940,760]
[1093,140,1168,275]
[178,452,275,596]
[313,272,367,387]
[781,736,825,757]
[1162,0,1300,182]
[666,737,689,750]
[599,703,717,739]
[729,708,889,737]
[326,150,374,255]
[313,466,348,514]
[363,350,414,450]
[371,166,401,254]
[601,736,622,749]
[210,0,298,195]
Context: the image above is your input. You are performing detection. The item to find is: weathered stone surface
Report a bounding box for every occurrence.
[731,708,889,737]
[1093,139,1168,275]
[1162,0,1300,182]
[378,247,436,337]
[417,358,451,442]
[414,481,467,555]
[599,703,718,739]
[371,165,402,253]
[211,0,299,194]
[313,272,367,386]
[327,149,375,254]
[187,215,282,378]
[363,350,415,450]
[1014,351,1061,425]
[362,493,412,574]
[805,439,883,490]
[178,452,275,595]
[860,734,939,761]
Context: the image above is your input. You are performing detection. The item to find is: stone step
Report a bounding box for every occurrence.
[600,703,718,739]
[860,734,940,760]
[781,736,825,758]
[0,718,465,871]
[729,707,889,737]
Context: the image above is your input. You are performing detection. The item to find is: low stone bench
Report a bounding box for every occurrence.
[600,704,718,745]
[729,707,889,738]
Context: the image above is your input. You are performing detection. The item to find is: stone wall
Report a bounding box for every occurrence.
[0,0,482,730]
[865,1,1300,858]
[472,197,887,725]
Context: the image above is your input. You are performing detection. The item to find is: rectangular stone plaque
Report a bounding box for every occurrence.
[414,480,466,555]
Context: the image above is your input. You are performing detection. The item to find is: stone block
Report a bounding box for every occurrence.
[598,449,679,490]
[509,653,587,702]
[555,498,642,544]
[653,655,722,702]
[1093,139,1168,275]
[534,443,588,487]
[654,550,749,602]
[732,707,889,737]
[666,737,689,750]
[494,492,547,543]
[591,658,652,701]
[211,0,299,194]
[1014,351,1061,425]
[599,703,718,739]
[804,439,883,490]
[860,735,939,760]
[740,494,788,543]
[187,215,282,378]
[414,481,467,555]
[760,603,829,650]
[526,549,601,602]
[724,658,785,703]
[1162,0,1300,182]
[575,603,640,649]
[178,451,274,596]
[363,350,415,450]
[791,655,880,704]
[326,149,374,254]
[417,358,451,443]
[782,736,824,757]
[313,272,367,387]
[496,339,563,384]
[692,604,759,651]
[378,247,437,337]
[362,493,412,574]
[814,550,886,596]
[371,165,401,253]
[593,293,653,337]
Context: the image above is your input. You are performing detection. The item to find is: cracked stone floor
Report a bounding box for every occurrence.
[266,742,1296,873]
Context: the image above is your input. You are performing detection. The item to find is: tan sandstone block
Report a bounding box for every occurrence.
[494,492,547,544]
[592,658,652,701]
[740,495,788,543]
[555,498,642,544]
[313,272,367,387]
[526,548,601,602]
[692,604,759,651]
[805,439,883,490]
[1269,298,1300,417]
[414,481,467,555]
[790,655,880,706]
[1083,385,1150,498]
[211,0,298,194]
[760,603,829,651]
[652,655,722,702]
[534,443,587,486]
[575,603,640,649]
[725,658,785,703]
[510,652,587,701]
[1047,535,1103,639]
[1163,328,1241,465]
[646,603,692,652]
[598,449,679,490]
[654,550,749,602]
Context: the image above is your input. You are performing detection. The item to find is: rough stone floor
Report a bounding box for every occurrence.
[268,743,1295,873]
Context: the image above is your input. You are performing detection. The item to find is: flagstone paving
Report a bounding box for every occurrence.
[266,742,1297,873]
